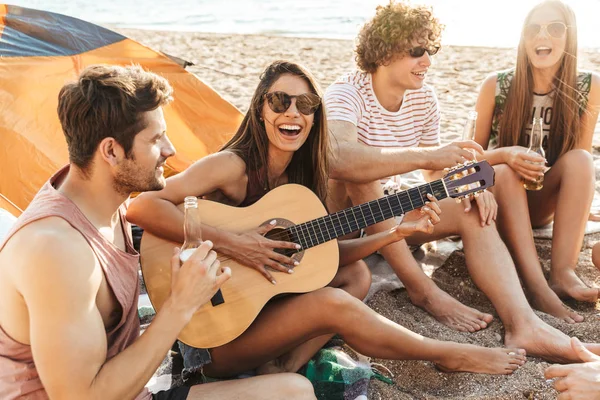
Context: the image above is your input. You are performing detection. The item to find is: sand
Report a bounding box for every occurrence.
[117,28,600,399]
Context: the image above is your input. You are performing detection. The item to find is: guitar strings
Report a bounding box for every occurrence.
[211,178,478,264]
[258,180,449,246]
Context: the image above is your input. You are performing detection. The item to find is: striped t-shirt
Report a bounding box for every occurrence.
[325,70,441,187]
[324,70,441,148]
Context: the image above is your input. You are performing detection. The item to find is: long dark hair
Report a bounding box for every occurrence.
[498,0,580,165]
[221,60,329,203]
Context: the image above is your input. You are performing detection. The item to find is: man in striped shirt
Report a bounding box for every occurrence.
[325,0,583,362]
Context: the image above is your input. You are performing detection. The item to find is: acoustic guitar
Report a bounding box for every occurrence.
[140,160,495,348]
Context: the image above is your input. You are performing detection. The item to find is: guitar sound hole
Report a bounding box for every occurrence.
[264,226,304,267]
[265,228,294,256]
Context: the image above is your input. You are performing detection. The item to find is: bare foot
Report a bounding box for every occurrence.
[436,347,526,375]
[528,286,584,324]
[505,319,586,363]
[409,285,493,332]
[549,269,599,303]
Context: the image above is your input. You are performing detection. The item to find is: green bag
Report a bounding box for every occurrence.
[302,347,394,400]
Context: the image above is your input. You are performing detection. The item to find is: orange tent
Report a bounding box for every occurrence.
[0,4,243,216]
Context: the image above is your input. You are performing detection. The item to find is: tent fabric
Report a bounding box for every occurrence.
[0,5,244,216]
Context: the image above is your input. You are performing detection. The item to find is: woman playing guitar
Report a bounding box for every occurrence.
[127,60,525,379]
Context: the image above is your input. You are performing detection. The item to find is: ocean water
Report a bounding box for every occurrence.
[9,0,600,48]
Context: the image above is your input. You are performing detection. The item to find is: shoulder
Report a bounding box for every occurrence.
[5,217,98,292]
[325,71,367,98]
[187,150,247,181]
[478,73,499,99]
[578,70,600,90]
[482,72,499,88]
[419,83,438,102]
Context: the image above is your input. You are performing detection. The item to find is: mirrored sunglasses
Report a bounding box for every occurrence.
[524,22,567,40]
[408,46,440,58]
[264,91,321,115]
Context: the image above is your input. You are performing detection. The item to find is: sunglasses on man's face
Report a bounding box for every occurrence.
[408,46,440,58]
[524,22,567,40]
[264,91,321,115]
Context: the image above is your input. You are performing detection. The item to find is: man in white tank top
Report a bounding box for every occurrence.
[325,1,592,362]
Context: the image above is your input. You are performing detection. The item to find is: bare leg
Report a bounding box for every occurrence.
[489,164,582,323]
[205,287,526,377]
[527,149,598,302]
[187,373,316,400]
[328,178,493,332]
[257,260,371,374]
[405,197,592,363]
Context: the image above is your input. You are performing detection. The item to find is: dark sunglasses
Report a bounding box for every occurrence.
[524,22,567,40]
[408,46,440,58]
[264,91,321,115]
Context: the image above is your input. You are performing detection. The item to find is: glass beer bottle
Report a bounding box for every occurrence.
[462,110,478,142]
[179,196,203,263]
[522,117,545,191]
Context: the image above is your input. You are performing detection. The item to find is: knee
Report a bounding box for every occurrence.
[345,180,383,201]
[277,374,316,400]
[557,149,594,178]
[343,261,372,300]
[317,287,356,312]
[493,164,522,187]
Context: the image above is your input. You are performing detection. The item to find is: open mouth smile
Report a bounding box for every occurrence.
[278,124,302,137]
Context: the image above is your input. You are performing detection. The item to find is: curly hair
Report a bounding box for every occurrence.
[356,1,444,73]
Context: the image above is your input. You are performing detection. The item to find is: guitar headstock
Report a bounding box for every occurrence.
[443,160,495,200]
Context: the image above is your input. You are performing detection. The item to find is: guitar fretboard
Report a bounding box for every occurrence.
[287,179,447,250]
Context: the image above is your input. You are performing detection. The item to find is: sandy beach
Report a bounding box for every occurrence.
[117,28,600,399]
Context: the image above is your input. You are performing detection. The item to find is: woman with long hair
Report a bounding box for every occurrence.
[128,60,526,378]
[474,0,600,316]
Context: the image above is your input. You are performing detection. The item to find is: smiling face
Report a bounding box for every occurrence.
[113,107,175,195]
[524,5,567,72]
[261,74,316,158]
[380,39,434,92]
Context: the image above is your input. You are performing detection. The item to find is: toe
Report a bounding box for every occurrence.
[572,313,584,323]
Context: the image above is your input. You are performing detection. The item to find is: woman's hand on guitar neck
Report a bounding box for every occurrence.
[391,193,441,239]
[219,220,301,284]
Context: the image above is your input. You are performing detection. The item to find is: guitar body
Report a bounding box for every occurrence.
[140,184,339,348]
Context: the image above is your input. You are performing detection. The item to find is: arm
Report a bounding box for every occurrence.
[13,220,227,400]
[474,74,511,165]
[419,144,444,182]
[328,121,483,183]
[577,72,600,152]
[127,151,298,283]
[337,195,441,266]
[128,151,247,245]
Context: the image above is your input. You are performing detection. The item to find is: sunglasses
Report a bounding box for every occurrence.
[408,46,440,58]
[524,22,567,40]
[264,91,321,115]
